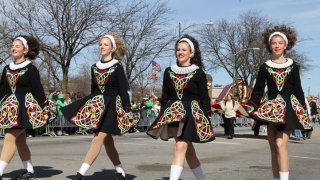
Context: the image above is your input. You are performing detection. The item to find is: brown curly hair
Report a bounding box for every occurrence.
[13,35,40,60]
[262,25,297,53]
[99,32,127,60]
[175,34,203,68]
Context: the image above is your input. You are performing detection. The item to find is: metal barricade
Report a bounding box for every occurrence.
[210,113,223,128]
[235,117,249,127]
[137,109,155,132]
[42,114,88,136]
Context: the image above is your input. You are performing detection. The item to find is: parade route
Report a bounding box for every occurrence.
[1,125,319,180]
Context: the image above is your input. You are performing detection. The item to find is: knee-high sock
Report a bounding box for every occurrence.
[115,164,125,177]
[191,166,206,180]
[170,165,183,180]
[23,160,34,173]
[279,171,289,180]
[0,161,8,176]
[78,163,90,176]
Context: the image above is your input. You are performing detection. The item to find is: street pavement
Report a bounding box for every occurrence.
[1,124,320,180]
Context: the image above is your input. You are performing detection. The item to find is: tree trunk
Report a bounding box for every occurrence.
[61,67,69,94]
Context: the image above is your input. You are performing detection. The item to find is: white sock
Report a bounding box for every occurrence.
[115,164,125,177]
[78,163,90,176]
[170,165,183,180]
[22,160,34,173]
[0,161,8,176]
[279,171,289,180]
[191,166,206,180]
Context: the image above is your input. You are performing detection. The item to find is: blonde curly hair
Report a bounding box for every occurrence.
[100,32,128,60]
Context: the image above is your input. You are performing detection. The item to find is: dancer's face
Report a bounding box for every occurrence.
[11,40,28,60]
[99,38,114,58]
[270,35,287,57]
[176,42,193,66]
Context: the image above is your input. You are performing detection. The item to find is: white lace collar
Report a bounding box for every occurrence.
[170,64,199,74]
[96,59,119,69]
[9,60,31,70]
[265,58,293,68]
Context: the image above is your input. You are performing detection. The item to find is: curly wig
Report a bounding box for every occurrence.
[100,32,128,60]
[262,25,297,53]
[175,34,203,68]
[14,35,40,60]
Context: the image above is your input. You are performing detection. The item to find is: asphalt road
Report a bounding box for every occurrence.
[1,125,319,180]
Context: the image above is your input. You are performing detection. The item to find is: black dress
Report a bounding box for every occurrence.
[147,64,215,143]
[248,58,312,131]
[0,60,48,129]
[61,59,134,135]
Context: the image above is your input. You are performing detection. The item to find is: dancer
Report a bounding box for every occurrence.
[147,35,215,180]
[62,33,133,180]
[248,25,312,180]
[0,35,48,180]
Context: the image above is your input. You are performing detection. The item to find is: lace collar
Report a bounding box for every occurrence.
[9,60,31,70]
[170,64,199,74]
[96,59,119,69]
[265,58,293,68]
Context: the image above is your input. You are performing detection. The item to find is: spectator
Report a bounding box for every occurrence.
[220,94,239,139]
[302,96,317,139]
[56,93,68,135]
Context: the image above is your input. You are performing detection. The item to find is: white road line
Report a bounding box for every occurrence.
[306,152,320,155]
[211,141,242,145]
[117,141,242,146]
[25,136,93,142]
[118,142,165,146]
[290,155,320,161]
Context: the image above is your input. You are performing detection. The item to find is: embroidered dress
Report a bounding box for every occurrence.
[147,64,215,143]
[0,60,48,129]
[249,58,312,130]
[61,59,134,135]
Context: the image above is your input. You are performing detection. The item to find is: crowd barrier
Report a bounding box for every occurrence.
[42,114,88,136]
[0,111,254,138]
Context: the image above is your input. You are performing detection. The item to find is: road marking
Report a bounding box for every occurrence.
[211,141,242,145]
[306,152,320,155]
[290,155,320,160]
[117,142,173,147]
[118,142,151,146]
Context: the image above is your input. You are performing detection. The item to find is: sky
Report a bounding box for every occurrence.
[164,0,320,97]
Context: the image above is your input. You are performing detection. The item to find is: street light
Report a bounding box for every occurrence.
[232,47,260,99]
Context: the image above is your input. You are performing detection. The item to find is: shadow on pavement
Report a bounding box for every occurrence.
[66,169,137,179]
[215,133,267,139]
[3,166,63,179]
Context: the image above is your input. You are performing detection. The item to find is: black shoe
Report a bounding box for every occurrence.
[227,136,233,139]
[116,173,126,180]
[72,172,83,180]
[15,170,35,180]
[0,176,2,180]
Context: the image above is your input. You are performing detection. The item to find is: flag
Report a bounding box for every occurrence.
[151,73,158,80]
[151,61,161,72]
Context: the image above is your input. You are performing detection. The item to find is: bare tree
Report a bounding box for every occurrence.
[0,0,174,99]
[68,64,91,96]
[112,1,174,85]
[0,21,13,65]
[199,10,310,101]
[0,0,116,93]
[38,52,61,91]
